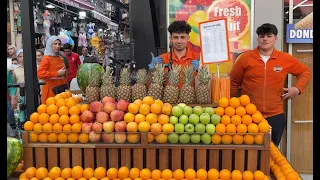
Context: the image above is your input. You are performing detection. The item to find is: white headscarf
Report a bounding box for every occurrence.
[16,49,23,57]
[44,36,61,56]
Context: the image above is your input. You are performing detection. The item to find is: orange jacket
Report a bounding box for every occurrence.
[230,47,311,118]
[37,55,68,104]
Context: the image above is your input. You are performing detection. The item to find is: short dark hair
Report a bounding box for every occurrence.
[12,58,18,62]
[36,50,44,55]
[168,21,192,35]
[256,23,278,36]
[63,43,72,50]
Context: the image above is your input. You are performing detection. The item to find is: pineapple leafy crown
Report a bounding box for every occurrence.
[152,64,165,85]
[168,65,182,85]
[183,65,195,85]
[136,69,148,84]
[119,68,131,85]
[197,65,211,84]
[89,69,100,86]
[102,66,113,85]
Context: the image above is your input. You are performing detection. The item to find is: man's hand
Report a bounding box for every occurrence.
[190,60,199,71]
[282,87,300,100]
[57,67,66,77]
[148,52,163,71]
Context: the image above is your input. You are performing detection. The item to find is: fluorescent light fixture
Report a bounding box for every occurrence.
[79,11,86,17]
[285,0,307,14]
[45,4,55,9]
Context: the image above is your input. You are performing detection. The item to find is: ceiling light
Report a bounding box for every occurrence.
[45,4,55,9]
[79,11,86,17]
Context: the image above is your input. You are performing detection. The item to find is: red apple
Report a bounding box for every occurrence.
[95,112,109,123]
[115,133,126,144]
[89,131,101,143]
[101,133,115,143]
[92,122,103,133]
[110,110,124,121]
[103,102,116,114]
[81,123,93,133]
[90,101,103,113]
[115,121,127,132]
[101,96,116,105]
[117,99,129,112]
[80,110,94,123]
[103,121,115,132]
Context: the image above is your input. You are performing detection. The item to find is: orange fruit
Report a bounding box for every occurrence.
[39,113,50,124]
[100,178,110,180]
[56,99,66,108]
[49,114,60,124]
[58,133,68,143]
[72,166,84,179]
[241,115,252,125]
[142,96,155,105]
[151,103,162,115]
[237,124,247,133]
[255,134,264,145]
[233,134,244,144]
[48,133,58,143]
[184,169,196,180]
[231,115,242,126]
[221,115,231,125]
[61,168,72,179]
[161,169,173,180]
[54,94,63,100]
[65,91,72,97]
[47,105,58,115]
[25,167,37,178]
[173,169,184,180]
[69,114,80,124]
[218,97,229,108]
[252,111,263,123]
[128,103,140,114]
[58,106,69,116]
[33,123,43,133]
[253,170,265,180]
[155,133,168,144]
[130,168,141,179]
[43,123,53,132]
[224,106,235,117]
[133,99,143,106]
[158,114,169,125]
[221,135,233,144]
[139,104,151,115]
[37,104,48,114]
[66,98,76,108]
[151,169,161,180]
[107,168,118,179]
[239,95,250,106]
[148,133,155,143]
[140,168,152,179]
[29,132,39,142]
[286,171,299,180]
[248,123,259,133]
[211,134,221,144]
[63,124,72,133]
[46,97,57,105]
[69,106,81,115]
[89,178,98,180]
[146,113,158,124]
[71,123,82,133]
[258,121,270,133]
[231,170,242,180]
[49,167,61,179]
[215,123,226,133]
[138,121,151,132]
[80,104,90,113]
[24,121,35,131]
[245,103,257,115]
[243,134,255,144]
[30,112,40,123]
[68,133,79,143]
[60,92,68,99]
[124,113,135,123]
[196,169,207,180]
[219,169,231,180]
[207,168,219,180]
[94,167,107,179]
[135,114,146,123]
[150,123,162,133]
[36,167,48,179]
[79,133,89,143]
[226,124,237,133]
[117,166,129,178]
[229,97,241,108]
[162,123,174,133]
[162,103,172,115]
[53,123,63,132]
[242,170,253,180]
[235,106,246,117]
[154,99,164,106]
[59,115,70,125]
[215,107,225,116]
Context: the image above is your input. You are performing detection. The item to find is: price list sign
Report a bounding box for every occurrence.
[199,18,230,64]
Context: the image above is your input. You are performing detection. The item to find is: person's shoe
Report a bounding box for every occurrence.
[9,128,17,137]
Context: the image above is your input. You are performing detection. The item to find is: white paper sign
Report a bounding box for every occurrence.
[199,19,230,64]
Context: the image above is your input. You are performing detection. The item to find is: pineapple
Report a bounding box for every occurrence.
[85,70,100,103]
[116,68,131,101]
[196,65,211,104]
[163,65,182,104]
[148,64,165,100]
[179,66,195,104]
[132,69,148,101]
[100,66,116,99]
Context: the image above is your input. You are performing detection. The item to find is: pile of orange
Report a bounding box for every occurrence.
[20,166,269,180]
[212,95,270,145]
[124,96,173,144]
[23,91,90,144]
[270,142,301,180]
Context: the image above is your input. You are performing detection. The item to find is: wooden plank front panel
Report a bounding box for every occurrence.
[184,149,194,169]
[24,147,34,169]
[96,149,107,168]
[234,150,245,172]
[47,148,58,169]
[84,149,94,168]
[197,150,206,169]
[222,150,232,170]
[146,149,156,170]
[159,149,169,170]
[72,148,82,167]
[35,148,46,168]
[60,148,70,169]
[133,149,143,169]
[260,150,270,176]
[171,149,181,171]
[209,150,219,170]
[121,149,131,168]
[247,150,258,172]
[109,149,119,168]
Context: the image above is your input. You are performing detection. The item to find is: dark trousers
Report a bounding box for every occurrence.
[266,113,286,146]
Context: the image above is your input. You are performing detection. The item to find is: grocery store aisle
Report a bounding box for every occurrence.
[300,174,313,180]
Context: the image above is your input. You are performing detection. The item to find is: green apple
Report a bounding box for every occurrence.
[204,107,215,116]
[170,116,179,124]
[206,124,216,135]
[172,106,183,117]
[193,106,204,116]
[211,114,221,125]
[178,103,187,108]
[200,113,211,125]
[174,123,185,133]
[189,114,200,125]
[179,114,189,125]
[201,133,212,144]
[168,133,179,144]
[195,123,206,133]
[191,134,201,144]
[185,123,194,133]
[179,133,191,144]
[183,106,193,116]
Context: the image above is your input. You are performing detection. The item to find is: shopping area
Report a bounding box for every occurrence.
[7,0,313,180]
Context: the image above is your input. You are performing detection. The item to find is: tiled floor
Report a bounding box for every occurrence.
[300,174,313,180]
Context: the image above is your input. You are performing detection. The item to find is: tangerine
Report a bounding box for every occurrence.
[139,104,151,115]
[236,124,247,133]
[79,133,89,143]
[58,133,68,143]
[69,106,81,115]
[229,97,241,108]
[49,114,60,124]
[47,105,58,115]
[48,133,58,143]
[253,170,265,180]
[59,115,70,125]
[125,113,135,123]
[24,121,35,131]
[155,134,168,144]
[29,132,38,143]
[235,106,246,117]
[221,135,233,144]
[207,168,219,180]
[146,113,158,124]
[215,107,225,116]
[43,123,53,132]
[56,99,66,108]
[245,103,257,115]
[211,134,222,144]
[30,112,40,123]
[173,169,184,180]
[233,134,244,144]
[39,113,50,124]
[35,167,48,179]
[226,124,237,133]
[224,106,235,116]
[258,121,270,133]
[196,169,207,180]
[130,168,140,179]
[142,96,155,105]
[221,115,231,125]
[72,166,83,179]
[58,106,69,116]
[161,169,173,180]
[48,167,61,179]
[37,104,48,114]
[135,114,146,123]
[53,123,63,132]
[140,168,152,179]
[252,111,263,123]
[255,134,264,145]
[25,167,37,179]
[151,103,162,115]
[158,114,169,125]
[239,95,250,106]
[248,123,259,133]
[231,170,242,180]
[154,99,164,106]
[107,168,118,179]
[63,124,72,133]
[231,115,242,126]
[71,123,82,133]
[242,170,253,180]
[243,134,255,144]
[128,103,140,114]
[68,133,79,143]
[46,97,57,105]
[184,169,196,180]
[80,104,90,113]
[69,114,80,124]
[61,168,72,179]
[138,122,151,132]
[215,123,226,134]
[241,115,253,125]
[219,169,231,180]
[33,123,43,133]
[218,97,229,108]
[66,98,76,108]
[161,103,172,115]
[95,167,107,179]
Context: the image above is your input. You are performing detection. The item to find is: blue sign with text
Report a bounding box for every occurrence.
[286,24,313,43]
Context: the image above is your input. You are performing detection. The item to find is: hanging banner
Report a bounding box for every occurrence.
[54,0,94,10]
[168,0,251,73]
[286,12,313,44]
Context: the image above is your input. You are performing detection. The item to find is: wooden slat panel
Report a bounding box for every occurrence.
[159,149,169,170]
[260,150,270,176]
[24,147,34,169]
[171,149,181,171]
[121,149,131,168]
[146,149,156,170]
[60,148,70,169]
[109,149,119,168]
[209,150,219,169]
[96,149,107,168]
[222,150,232,171]
[72,148,82,167]
[197,150,206,169]
[35,148,46,168]
[184,149,194,169]
[47,148,58,169]
[133,149,143,169]
[247,150,258,172]
[235,150,245,172]
[84,149,94,168]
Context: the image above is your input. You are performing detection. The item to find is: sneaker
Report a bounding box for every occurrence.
[9,128,17,137]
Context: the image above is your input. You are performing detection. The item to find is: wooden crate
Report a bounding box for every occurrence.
[21,131,271,176]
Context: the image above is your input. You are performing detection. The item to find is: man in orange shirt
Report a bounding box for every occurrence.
[230,23,311,146]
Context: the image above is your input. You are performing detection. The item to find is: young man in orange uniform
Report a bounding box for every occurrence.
[230,23,311,146]
[148,21,200,87]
